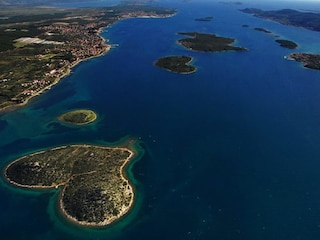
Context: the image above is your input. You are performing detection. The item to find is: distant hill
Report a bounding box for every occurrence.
[0,0,94,6]
[241,8,320,32]
[0,0,156,6]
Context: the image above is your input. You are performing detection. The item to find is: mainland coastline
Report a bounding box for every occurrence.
[1,3,175,227]
[241,8,320,32]
[0,5,176,112]
[2,43,111,113]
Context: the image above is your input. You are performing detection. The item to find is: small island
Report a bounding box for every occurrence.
[4,143,139,227]
[155,56,196,74]
[177,32,247,52]
[275,39,298,49]
[254,27,272,34]
[220,1,243,5]
[195,16,213,22]
[58,109,97,125]
[252,27,297,49]
[287,53,320,70]
[253,27,280,37]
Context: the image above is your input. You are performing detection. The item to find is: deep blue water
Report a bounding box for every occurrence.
[2,1,320,239]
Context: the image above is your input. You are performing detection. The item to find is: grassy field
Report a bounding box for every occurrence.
[5,144,135,226]
[58,109,97,125]
[0,5,176,110]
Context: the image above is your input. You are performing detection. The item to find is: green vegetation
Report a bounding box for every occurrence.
[0,0,96,7]
[59,109,97,125]
[241,8,320,32]
[288,53,320,70]
[0,5,176,110]
[275,39,298,49]
[4,144,137,226]
[155,56,196,74]
[177,32,247,52]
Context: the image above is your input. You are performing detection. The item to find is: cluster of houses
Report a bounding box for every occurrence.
[17,21,110,100]
[39,22,108,61]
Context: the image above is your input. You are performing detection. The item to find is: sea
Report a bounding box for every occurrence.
[2,0,320,239]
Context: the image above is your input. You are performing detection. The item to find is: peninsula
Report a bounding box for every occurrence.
[4,143,139,226]
[241,8,320,32]
[287,53,320,70]
[58,109,97,125]
[155,56,196,74]
[177,32,247,52]
[0,4,176,111]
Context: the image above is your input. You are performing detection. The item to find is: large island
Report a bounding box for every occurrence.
[177,32,247,52]
[4,143,139,226]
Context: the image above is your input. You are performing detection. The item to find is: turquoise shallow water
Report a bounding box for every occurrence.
[2,1,320,239]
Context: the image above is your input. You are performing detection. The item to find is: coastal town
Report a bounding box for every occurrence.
[0,3,174,227]
[0,5,175,110]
